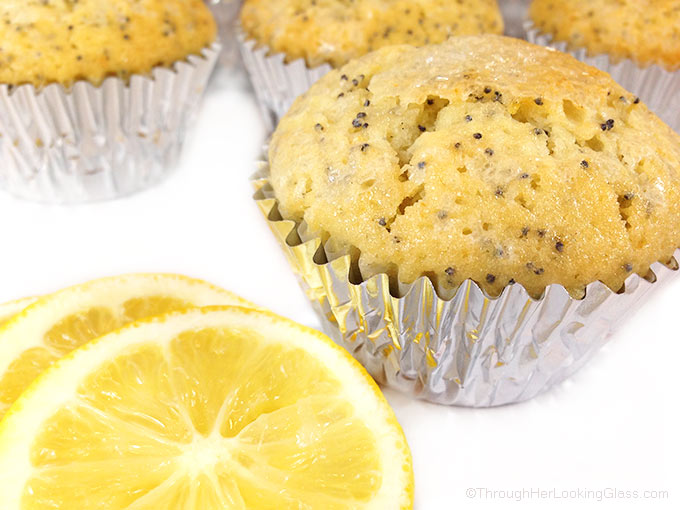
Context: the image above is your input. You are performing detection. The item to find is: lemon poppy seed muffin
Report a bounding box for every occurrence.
[529,0,680,71]
[240,0,503,69]
[0,0,217,88]
[0,0,220,203]
[269,35,680,299]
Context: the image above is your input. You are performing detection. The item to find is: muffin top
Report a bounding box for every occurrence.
[269,35,680,299]
[0,0,216,88]
[530,0,680,71]
[240,0,503,68]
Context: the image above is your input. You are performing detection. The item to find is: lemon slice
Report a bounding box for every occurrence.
[0,306,413,509]
[0,297,39,328]
[0,274,254,420]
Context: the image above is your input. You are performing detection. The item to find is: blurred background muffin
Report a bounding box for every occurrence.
[239,0,504,126]
[0,0,219,203]
[529,0,680,70]
[241,0,503,68]
[527,0,680,133]
[256,35,680,406]
[0,0,216,87]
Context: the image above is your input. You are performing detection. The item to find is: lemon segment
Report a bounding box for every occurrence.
[0,274,254,420]
[0,307,413,510]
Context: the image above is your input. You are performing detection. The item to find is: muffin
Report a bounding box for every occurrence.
[255,35,680,406]
[0,0,219,203]
[238,0,504,126]
[527,0,680,133]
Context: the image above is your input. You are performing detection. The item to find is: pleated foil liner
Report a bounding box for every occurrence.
[525,23,680,134]
[500,0,531,39]
[0,44,220,204]
[253,165,680,407]
[238,32,332,131]
[207,0,243,68]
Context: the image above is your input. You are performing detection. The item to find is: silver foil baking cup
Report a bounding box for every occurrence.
[207,0,243,69]
[525,22,680,133]
[500,0,531,39]
[0,44,220,204]
[238,31,332,131]
[253,164,680,407]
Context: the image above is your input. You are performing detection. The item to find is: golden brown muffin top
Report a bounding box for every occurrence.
[530,0,680,71]
[0,0,217,88]
[269,35,680,298]
[240,0,503,68]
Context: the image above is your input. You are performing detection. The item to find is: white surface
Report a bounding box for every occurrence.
[0,67,678,509]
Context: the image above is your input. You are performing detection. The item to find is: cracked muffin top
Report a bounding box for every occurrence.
[0,0,216,88]
[530,0,680,71]
[240,0,503,69]
[269,35,680,298]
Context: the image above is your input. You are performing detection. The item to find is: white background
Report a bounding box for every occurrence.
[0,65,678,510]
